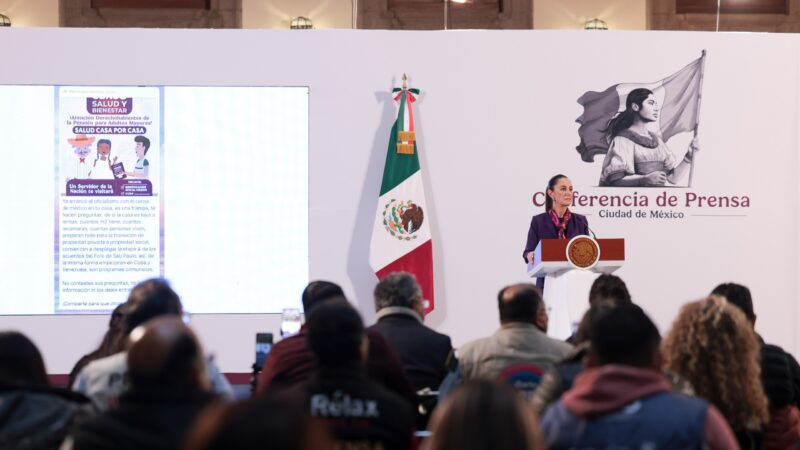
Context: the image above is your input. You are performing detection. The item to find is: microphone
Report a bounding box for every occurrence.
[587,226,598,240]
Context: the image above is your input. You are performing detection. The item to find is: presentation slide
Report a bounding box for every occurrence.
[0,85,309,315]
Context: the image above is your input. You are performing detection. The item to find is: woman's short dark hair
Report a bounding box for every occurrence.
[545,174,568,212]
[604,88,653,141]
[588,274,632,307]
[424,380,544,450]
[306,299,364,367]
[589,303,660,368]
[124,278,182,335]
[711,282,755,322]
[0,331,49,387]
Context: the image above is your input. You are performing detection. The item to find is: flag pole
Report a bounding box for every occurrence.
[687,50,706,188]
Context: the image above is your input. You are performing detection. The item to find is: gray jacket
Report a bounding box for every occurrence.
[458,322,573,381]
[71,351,233,412]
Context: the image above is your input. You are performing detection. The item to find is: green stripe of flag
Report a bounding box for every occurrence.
[379,90,421,196]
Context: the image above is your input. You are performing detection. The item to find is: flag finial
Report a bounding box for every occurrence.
[402,73,408,89]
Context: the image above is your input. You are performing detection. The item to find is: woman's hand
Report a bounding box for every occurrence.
[527,251,535,264]
[644,171,667,186]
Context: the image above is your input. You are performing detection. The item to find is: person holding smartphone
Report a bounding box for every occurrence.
[255,281,417,408]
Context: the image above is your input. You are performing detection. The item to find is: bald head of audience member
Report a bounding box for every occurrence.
[127,317,208,390]
[123,278,183,336]
[498,284,548,332]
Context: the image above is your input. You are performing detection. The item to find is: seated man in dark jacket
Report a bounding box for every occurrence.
[302,299,415,450]
[63,317,218,450]
[369,272,453,392]
[256,281,417,407]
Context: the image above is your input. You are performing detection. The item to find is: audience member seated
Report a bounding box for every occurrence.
[531,295,630,416]
[458,283,572,387]
[300,299,415,450]
[712,282,800,449]
[369,272,453,391]
[256,280,417,407]
[72,278,232,411]
[422,379,544,450]
[541,303,738,450]
[184,391,334,450]
[62,317,218,450]
[67,303,126,389]
[0,331,92,450]
[532,275,634,412]
[561,273,633,345]
[663,295,769,450]
[588,273,632,306]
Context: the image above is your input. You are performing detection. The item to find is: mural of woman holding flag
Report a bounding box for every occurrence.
[575,51,706,188]
[599,88,700,187]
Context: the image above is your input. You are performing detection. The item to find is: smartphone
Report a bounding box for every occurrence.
[255,332,273,370]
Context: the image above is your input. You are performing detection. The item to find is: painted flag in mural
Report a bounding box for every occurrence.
[369,83,435,313]
[575,53,705,162]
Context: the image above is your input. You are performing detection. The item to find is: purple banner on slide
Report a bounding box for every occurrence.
[86,97,133,115]
[66,179,152,196]
[119,179,153,196]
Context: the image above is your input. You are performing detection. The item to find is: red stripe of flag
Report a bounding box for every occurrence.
[375,239,434,314]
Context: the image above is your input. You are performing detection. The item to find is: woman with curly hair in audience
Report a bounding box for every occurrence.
[422,380,544,450]
[663,295,770,450]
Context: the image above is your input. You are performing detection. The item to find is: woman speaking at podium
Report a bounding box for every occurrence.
[523,174,589,289]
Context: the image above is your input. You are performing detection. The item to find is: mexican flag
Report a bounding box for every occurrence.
[576,52,706,163]
[369,84,435,314]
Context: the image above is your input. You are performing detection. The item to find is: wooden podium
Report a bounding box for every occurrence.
[527,238,625,340]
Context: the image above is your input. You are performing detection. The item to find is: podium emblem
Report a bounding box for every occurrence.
[566,236,600,270]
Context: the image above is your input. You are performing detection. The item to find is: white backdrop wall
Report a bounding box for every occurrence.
[0,28,797,373]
